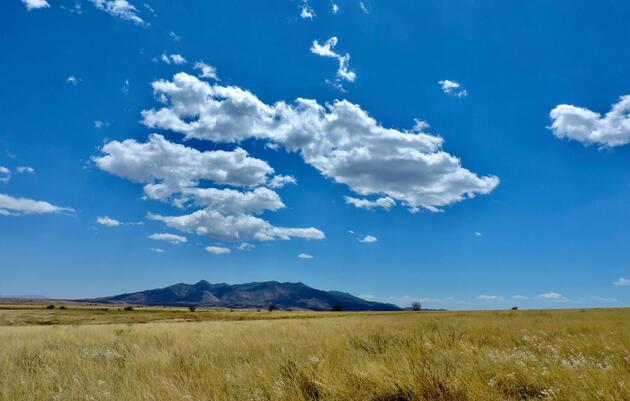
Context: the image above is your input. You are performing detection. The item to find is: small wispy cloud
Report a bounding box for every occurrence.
[0,193,74,216]
[193,61,218,80]
[438,79,468,98]
[236,243,255,251]
[512,295,529,300]
[613,277,630,286]
[536,292,566,301]
[67,76,78,86]
[161,53,187,65]
[149,233,187,245]
[90,0,146,26]
[96,216,121,227]
[359,235,378,243]
[477,295,502,301]
[311,37,356,89]
[300,0,315,19]
[298,253,313,259]
[0,167,10,183]
[149,247,165,253]
[331,3,339,14]
[16,166,35,174]
[206,246,231,255]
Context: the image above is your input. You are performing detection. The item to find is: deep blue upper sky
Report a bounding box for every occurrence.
[1,0,629,309]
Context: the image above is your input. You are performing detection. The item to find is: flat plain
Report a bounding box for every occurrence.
[0,305,628,401]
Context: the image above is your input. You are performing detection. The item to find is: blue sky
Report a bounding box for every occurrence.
[1,0,629,309]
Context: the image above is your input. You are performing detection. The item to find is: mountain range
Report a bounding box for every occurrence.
[82,280,401,311]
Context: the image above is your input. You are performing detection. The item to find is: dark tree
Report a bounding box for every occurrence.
[267,303,277,312]
[188,305,197,312]
[411,302,422,311]
[511,306,518,311]
[331,304,344,312]
[46,304,55,310]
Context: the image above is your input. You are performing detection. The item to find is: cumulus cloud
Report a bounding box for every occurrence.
[90,0,146,26]
[267,175,297,189]
[345,196,395,211]
[297,253,313,259]
[148,232,187,245]
[0,167,10,183]
[21,0,49,10]
[613,277,630,286]
[359,235,377,243]
[183,187,285,214]
[96,216,121,227]
[205,245,231,255]
[161,53,187,65]
[140,73,498,213]
[477,295,502,301]
[438,80,468,98]
[311,37,356,83]
[536,292,566,301]
[193,61,218,80]
[549,95,630,148]
[94,134,273,202]
[148,209,324,242]
[0,193,74,216]
[331,3,339,14]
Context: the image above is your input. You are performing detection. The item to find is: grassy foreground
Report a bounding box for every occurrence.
[1,308,628,401]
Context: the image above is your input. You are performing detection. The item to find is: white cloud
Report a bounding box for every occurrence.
[591,296,617,302]
[94,134,273,202]
[331,3,339,14]
[94,120,104,128]
[345,196,395,211]
[236,242,255,251]
[141,73,498,213]
[90,0,146,26]
[149,247,165,253]
[359,1,368,13]
[0,193,74,216]
[300,1,314,19]
[512,295,529,300]
[205,245,231,255]
[193,61,218,80]
[613,277,630,286]
[161,53,187,65]
[67,76,78,86]
[121,79,130,94]
[477,295,502,301]
[536,292,566,301]
[183,187,285,214]
[148,209,324,242]
[96,216,121,227]
[169,31,181,42]
[549,95,630,148]
[268,175,297,189]
[359,235,377,243]
[438,80,468,98]
[21,0,49,10]
[310,37,356,83]
[0,167,10,183]
[474,231,483,236]
[148,232,187,245]
[16,166,35,174]
[297,253,313,259]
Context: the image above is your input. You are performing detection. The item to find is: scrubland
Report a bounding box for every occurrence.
[0,307,628,401]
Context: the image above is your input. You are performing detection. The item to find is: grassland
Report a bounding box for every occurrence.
[0,306,628,401]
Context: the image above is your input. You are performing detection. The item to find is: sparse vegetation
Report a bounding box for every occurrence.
[0,308,628,400]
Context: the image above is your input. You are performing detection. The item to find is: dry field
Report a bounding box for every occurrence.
[0,306,628,401]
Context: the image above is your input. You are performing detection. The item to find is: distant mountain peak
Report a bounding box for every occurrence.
[82,280,401,311]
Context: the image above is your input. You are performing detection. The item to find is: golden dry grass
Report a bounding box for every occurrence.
[1,308,629,401]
